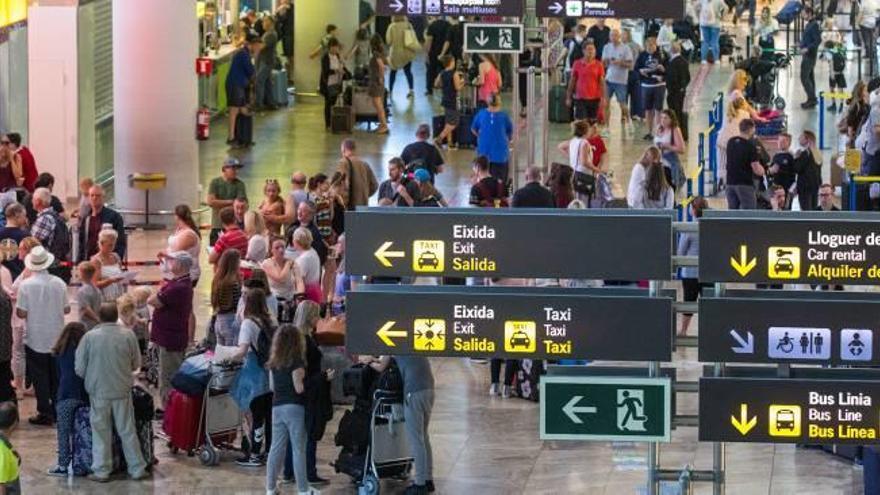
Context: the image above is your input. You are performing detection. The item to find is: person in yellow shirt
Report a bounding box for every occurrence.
[0,401,20,493]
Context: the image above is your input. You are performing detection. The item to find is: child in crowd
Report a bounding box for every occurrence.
[310,24,338,60]
[132,287,152,342]
[768,132,796,203]
[822,39,847,112]
[657,19,676,57]
[0,402,19,492]
[349,28,372,78]
[72,177,94,219]
[118,294,149,360]
[76,261,102,330]
[47,322,88,477]
[264,324,318,495]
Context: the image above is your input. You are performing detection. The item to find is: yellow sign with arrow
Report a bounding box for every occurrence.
[374,242,405,268]
[730,403,757,435]
[376,321,408,347]
[730,245,757,277]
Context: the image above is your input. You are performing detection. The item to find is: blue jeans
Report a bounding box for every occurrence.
[214,313,239,347]
[701,26,721,62]
[255,63,273,109]
[266,404,308,493]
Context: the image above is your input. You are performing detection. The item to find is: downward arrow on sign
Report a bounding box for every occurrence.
[475,30,489,47]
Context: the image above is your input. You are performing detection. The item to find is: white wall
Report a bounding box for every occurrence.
[0,26,29,139]
[28,6,79,201]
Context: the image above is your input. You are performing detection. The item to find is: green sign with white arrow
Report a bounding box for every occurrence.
[464,23,524,54]
[540,376,672,442]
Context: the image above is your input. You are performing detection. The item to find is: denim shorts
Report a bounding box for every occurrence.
[606,82,627,103]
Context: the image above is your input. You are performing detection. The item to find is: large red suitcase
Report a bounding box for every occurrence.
[163,390,203,454]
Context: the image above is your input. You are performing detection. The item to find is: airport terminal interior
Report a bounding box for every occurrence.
[2,0,880,493]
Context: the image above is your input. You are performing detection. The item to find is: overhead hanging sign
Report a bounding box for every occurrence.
[699,297,880,366]
[699,211,880,285]
[347,209,673,280]
[541,376,672,442]
[535,0,685,19]
[377,0,525,16]
[464,23,524,54]
[346,287,674,361]
[700,377,880,444]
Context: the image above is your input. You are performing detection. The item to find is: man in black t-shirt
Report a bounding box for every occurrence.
[469,156,508,207]
[401,125,446,182]
[442,18,465,65]
[726,119,765,210]
[512,166,555,208]
[424,17,450,95]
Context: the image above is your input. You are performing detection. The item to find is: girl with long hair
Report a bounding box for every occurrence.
[47,322,87,477]
[211,249,242,346]
[159,204,202,283]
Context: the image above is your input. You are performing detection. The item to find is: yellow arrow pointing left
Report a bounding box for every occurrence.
[730,403,757,435]
[377,321,408,347]
[375,242,405,268]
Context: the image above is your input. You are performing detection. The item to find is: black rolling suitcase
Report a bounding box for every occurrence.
[549,85,572,123]
[432,114,447,140]
[455,111,476,149]
[235,111,254,147]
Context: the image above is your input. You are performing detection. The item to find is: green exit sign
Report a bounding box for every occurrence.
[464,23,524,54]
[541,376,672,442]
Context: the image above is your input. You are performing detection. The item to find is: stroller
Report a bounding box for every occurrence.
[739,51,791,110]
[334,364,413,495]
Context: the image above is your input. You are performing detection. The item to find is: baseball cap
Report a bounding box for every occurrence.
[223,157,242,169]
[414,168,431,183]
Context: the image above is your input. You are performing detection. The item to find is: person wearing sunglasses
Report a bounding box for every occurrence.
[0,134,37,193]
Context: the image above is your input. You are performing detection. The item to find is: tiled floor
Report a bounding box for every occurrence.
[14,16,876,495]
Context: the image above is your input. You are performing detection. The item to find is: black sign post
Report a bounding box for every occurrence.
[346,287,673,361]
[699,211,880,285]
[699,296,880,365]
[347,209,673,279]
[377,0,524,17]
[535,0,685,18]
[700,377,880,444]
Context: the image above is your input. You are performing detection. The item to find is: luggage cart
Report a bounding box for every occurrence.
[198,363,242,466]
[358,390,414,495]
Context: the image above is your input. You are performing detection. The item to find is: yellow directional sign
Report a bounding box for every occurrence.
[374,242,405,268]
[504,321,536,353]
[768,405,801,437]
[730,403,757,435]
[376,321,408,347]
[412,240,445,273]
[730,245,757,277]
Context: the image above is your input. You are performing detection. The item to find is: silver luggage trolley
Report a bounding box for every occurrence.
[198,362,242,466]
[359,390,414,495]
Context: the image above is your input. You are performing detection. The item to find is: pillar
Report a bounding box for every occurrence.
[112,0,199,216]
[293,0,357,94]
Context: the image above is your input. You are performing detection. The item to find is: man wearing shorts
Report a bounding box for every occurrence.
[567,43,605,121]
[225,33,262,144]
[602,29,634,124]
[635,36,667,140]
[433,55,465,148]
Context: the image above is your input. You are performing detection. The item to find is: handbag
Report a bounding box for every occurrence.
[574,171,596,195]
[404,28,420,52]
[230,346,270,411]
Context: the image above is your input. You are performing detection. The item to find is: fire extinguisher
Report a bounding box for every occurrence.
[196,107,211,140]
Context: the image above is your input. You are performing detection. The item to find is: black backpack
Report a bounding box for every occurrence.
[48,211,71,261]
[251,319,274,366]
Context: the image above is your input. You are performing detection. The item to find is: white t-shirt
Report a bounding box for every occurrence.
[17,271,69,353]
[295,248,321,285]
[627,163,647,209]
[238,318,264,349]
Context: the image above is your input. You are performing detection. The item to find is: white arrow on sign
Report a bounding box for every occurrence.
[729,329,754,354]
[390,0,404,12]
[562,395,597,424]
[549,1,563,14]
[475,30,490,47]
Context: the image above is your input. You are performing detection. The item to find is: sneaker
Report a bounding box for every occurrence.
[130,471,151,481]
[299,488,322,495]
[88,474,111,483]
[280,477,296,485]
[28,414,54,426]
[489,383,500,396]
[47,465,68,477]
[308,476,329,485]
[408,90,415,98]
[426,480,436,492]
[502,385,512,399]
[235,455,265,467]
[801,100,818,109]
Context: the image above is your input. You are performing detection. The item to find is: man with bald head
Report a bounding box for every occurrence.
[512,166,554,208]
[282,171,309,227]
[77,184,126,262]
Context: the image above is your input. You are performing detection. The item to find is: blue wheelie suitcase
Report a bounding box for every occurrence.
[272,69,289,107]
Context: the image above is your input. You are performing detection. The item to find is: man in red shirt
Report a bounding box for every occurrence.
[566,43,605,121]
[208,206,248,265]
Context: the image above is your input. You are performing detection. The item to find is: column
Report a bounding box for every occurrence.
[112,0,199,215]
[293,0,357,94]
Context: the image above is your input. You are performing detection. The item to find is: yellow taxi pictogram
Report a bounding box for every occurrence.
[504,321,536,353]
[769,405,801,437]
[412,240,445,273]
[413,319,446,351]
[768,247,801,279]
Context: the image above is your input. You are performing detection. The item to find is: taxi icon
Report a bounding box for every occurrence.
[508,330,532,350]
[417,251,440,269]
